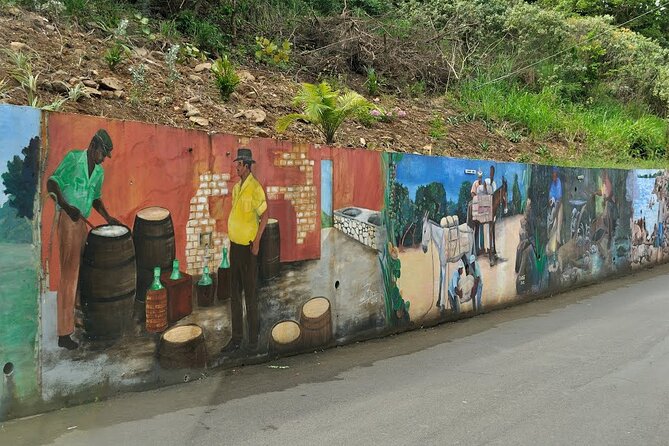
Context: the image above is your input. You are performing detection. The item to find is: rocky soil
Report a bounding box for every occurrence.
[0,5,575,162]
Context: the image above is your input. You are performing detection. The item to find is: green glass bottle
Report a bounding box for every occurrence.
[219,247,230,269]
[197,266,214,307]
[198,266,213,286]
[146,266,167,333]
[150,266,164,290]
[170,259,182,280]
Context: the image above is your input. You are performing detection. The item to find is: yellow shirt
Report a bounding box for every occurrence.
[228,173,267,245]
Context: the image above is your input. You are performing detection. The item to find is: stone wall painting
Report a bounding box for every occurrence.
[0,104,41,419]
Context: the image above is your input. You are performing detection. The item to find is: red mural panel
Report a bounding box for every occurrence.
[41,112,382,288]
[210,135,321,262]
[42,113,210,290]
[329,147,383,211]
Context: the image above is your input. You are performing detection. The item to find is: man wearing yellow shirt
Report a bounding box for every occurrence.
[221,148,268,355]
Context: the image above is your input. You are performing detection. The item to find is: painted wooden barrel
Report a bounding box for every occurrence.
[158,324,207,369]
[260,218,280,281]
[300,297,333,349]
[270,320,303,354]
[133,207,175,302]
[79,225,136,341]
[145,288,168,333]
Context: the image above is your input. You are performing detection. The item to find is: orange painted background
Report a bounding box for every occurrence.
[42,114,210,290]
[328,147,384,211]
[41,112,384,289]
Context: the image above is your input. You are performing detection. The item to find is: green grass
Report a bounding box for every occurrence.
[455,78,669,168]
[0,243,39,401]
[321,211,333,228]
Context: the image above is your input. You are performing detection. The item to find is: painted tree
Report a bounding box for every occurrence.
[2,136,39,220]
[390,181,415,246]
[414,182,447,222]
[512,173,522,215]
[455,181,473,223]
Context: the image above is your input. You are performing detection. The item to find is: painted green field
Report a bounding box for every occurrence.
[0,243,39,399]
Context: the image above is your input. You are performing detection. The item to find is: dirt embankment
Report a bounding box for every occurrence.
[0,6,569,162]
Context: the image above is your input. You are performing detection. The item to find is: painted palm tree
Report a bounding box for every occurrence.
[276,81,370,144]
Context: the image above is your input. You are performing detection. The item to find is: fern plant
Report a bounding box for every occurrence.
[276,82,370,144]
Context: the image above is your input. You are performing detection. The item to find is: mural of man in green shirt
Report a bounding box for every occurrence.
[47,129,119,350]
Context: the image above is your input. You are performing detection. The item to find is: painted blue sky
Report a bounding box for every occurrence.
[321,159,333,215]
[0,105,41,207]
[395,154,528,203]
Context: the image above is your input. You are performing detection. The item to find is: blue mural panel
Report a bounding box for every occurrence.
[0,104,41,418]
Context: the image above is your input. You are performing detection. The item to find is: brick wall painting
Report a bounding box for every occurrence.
[208,134,321,266]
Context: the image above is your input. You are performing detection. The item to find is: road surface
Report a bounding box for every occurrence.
[2,263,669,445]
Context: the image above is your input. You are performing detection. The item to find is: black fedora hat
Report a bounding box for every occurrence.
[234,147,256,163]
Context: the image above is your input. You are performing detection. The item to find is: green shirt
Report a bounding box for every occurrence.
[49,150,104,218]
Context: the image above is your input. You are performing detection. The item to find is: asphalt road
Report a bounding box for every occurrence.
[2,264,669,446]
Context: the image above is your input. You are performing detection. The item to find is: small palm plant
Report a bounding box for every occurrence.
[276,81,370,144]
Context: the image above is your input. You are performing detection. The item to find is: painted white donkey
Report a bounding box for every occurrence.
[421,213,475,310]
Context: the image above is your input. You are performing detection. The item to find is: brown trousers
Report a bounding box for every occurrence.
[57,212,87,336]
[229,242,259,346]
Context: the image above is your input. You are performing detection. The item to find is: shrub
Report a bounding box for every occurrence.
[0,78,9,98]
[211,56,239,100]
[276,81,371,144]
[175,11,226,55]
[103,42,127,71]
[429,115,445,139]
[129,63,148,105]
[365,67,380,96]
[254,36,292,67]
[165,44,180,83]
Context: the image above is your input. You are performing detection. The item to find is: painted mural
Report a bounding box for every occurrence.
[383,153,527,325]
[517,165,632,295]
[0,105,41,419]
[628,169,669,266]
[1,103,668,420]
[36,112,386,404]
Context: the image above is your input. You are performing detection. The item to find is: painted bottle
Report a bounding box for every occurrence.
[170,259,182,280]
[145,266,168,333]
[217,246,231,302]
[197,266,215,307]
